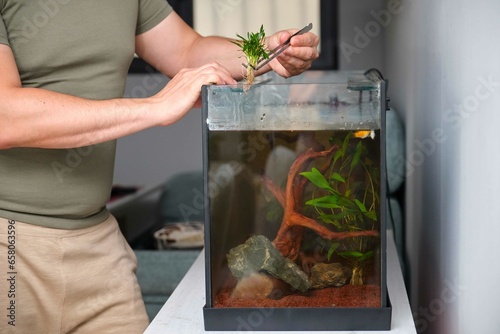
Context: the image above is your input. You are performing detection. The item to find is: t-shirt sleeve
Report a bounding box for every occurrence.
[136,0,173,35]
[0,12,10,47]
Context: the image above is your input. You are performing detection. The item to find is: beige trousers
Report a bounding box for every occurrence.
[0,215,149,334]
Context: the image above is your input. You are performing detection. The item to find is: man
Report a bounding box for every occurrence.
[0,0,319,333]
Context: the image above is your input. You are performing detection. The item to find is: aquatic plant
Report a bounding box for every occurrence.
[262,140,379,260]
[338,250,374,285]
[231,25,269,85]
[299,132,379,285]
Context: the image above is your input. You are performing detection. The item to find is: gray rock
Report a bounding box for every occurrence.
[227,235,310,292]
[309,262,350,289]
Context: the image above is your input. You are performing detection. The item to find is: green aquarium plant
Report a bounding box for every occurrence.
[300,131,380,285]
[338,250,374,285]
[231,25,269,85]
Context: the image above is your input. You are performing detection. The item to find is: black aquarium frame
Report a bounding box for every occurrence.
[129,0,338,73]
[201,73,392,331]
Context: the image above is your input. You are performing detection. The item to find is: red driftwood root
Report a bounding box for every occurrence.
[264,145,379,261]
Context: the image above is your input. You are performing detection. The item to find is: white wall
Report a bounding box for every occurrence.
[384,0,500,333]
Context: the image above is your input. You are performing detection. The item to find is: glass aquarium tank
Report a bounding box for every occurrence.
[202,70,391,331]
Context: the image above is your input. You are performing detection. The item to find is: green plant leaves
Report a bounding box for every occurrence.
[354,199,377,221]
[327,242,340,261]
[338,250,374,263]
[298,133,380,281]
[231,25,269,67]
[318,212,356,223]
[330,172,346,183]
[351,141,362,170]
[300,168,333,192]
[305,192,357,210]
[301,165,378,221]
[342,132,352,156]
[354,199,367,212]
[364,210,377,221]
[305,195,341,209]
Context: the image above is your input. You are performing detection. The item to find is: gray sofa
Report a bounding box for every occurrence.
[135,250,200,321]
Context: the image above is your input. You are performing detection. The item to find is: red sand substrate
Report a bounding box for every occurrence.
[214,281,381,308]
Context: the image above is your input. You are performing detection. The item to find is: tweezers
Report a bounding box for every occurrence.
[243,23,313,71]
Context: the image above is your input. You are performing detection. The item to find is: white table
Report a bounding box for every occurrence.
[145,231,416,334]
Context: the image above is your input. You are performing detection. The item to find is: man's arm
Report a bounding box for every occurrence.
[135,12,320,80]
[0,44,236,150]
[0,12,318,150]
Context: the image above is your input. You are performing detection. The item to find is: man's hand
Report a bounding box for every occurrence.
[151,62,237,126]
[264,29,320,78]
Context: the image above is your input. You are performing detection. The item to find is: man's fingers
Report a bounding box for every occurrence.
[283,45,319,62]
[195,62,237,85]
[290,32,320,48]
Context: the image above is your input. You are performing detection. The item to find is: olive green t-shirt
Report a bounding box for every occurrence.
[0,0,172,229]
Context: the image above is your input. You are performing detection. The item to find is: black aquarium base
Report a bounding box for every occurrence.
[203,294,392,331]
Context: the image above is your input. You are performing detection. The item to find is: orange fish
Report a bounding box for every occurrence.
[353,130,375,139]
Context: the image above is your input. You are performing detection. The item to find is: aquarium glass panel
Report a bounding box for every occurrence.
[203,71,387,314]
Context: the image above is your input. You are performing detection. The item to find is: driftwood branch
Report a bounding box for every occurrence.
[263,144,379,260]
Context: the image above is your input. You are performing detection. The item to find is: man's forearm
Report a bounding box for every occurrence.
[0,61,236,150]
[0,87,162,150]
[135,13,271,82]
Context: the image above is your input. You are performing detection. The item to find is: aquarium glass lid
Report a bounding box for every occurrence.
[205,71,382,131]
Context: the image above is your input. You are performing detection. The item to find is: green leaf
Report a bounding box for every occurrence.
[305,195,341,209]
[318,215,343,228]
[232,25,269,68]
[339,250,375,262]
[319,212,355,222]
[327,242,340,261]
[342,132,352,156]
[330,172,346,183]
[351,141,362,169]
[300,168,333,192]
[364,210,378,221]
[354,199,367,213]
[333,149,343,165]
[359,250,375,262]
[336,196,358,210]
[339,251,364,259]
